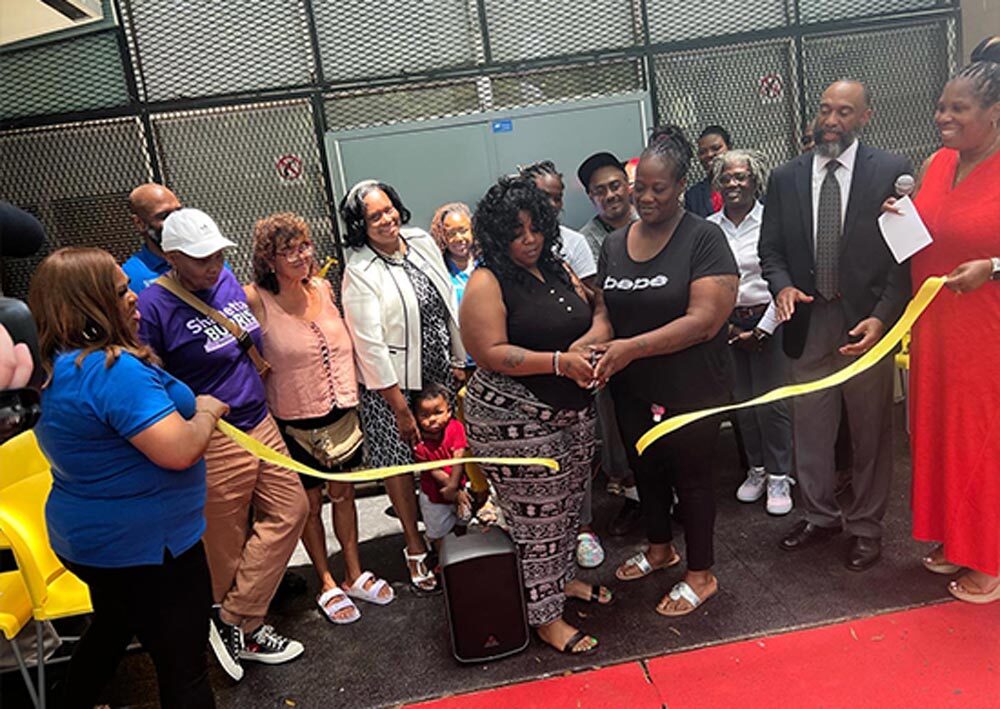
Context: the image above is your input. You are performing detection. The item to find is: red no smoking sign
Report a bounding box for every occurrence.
[275,154,303,180]
[759,73,783,101]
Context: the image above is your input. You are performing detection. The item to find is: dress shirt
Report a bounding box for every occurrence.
[707,202,779,334]
[811,139,858,247]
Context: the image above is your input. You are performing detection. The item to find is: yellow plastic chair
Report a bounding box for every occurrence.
[0,430,52,551]
[0,432,92,709]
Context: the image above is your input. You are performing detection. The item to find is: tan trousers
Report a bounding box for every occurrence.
[202,414,308,629]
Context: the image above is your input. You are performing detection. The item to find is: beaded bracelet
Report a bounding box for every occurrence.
[553,350,563,376]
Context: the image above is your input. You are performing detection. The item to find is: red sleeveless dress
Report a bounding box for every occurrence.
[910,147,1000,575]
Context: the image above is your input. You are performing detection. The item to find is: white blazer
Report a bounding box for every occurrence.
[342,227,466,391]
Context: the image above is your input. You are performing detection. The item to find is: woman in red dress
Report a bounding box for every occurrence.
[906,49,1000,603]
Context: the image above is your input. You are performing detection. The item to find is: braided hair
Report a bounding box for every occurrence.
[710,149,770,201]
[954,58,1000,108]
[517,160,561,182]
[429,202,472,252]
[643,124,694,182]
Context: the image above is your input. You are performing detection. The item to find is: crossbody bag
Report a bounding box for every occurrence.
[154,274,271,378]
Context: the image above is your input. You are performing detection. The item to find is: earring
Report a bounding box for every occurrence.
[81,320,102,342]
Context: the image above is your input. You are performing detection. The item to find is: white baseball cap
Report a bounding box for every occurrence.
[161,208,236,258]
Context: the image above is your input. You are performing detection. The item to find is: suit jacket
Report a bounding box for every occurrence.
[758,142,912,359]
[342,227,466,391]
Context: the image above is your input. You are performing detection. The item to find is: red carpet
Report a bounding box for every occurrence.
[409,601,999,708]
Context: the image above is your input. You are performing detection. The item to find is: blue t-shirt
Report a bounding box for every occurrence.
[138,268,268,431]
[122,245,170,295]
[34,351,207,568]
[447,257,476,367]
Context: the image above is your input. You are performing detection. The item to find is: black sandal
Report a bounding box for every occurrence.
[583,584,614,605]
[561,630,598,654]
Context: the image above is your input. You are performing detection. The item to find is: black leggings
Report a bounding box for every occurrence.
[59,541,215,709]
[613,389,722,571]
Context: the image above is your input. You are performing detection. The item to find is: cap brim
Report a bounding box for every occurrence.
[172,235,236,259]
[578,152,626,189]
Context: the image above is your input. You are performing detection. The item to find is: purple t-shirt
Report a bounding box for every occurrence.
[138,269,268,431]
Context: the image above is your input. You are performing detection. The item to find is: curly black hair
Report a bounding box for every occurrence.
[338,180,412,248]
[472,176,567,286]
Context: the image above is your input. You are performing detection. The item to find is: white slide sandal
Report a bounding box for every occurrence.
[344,571,395,606]
[317,587,361,624]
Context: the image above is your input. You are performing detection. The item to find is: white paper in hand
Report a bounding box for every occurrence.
[878,196,933,263]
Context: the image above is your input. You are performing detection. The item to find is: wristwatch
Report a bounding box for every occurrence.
[991,256,1000,281]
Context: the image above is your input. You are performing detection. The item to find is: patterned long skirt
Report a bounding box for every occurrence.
[463,369,596,627]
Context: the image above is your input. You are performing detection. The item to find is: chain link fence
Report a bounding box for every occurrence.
[122,0,316,101]
[0,118,152,298]
[652,38,800,183]
[1,0,962,298]
[149,100,335,284]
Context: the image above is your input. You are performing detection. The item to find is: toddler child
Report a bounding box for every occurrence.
[412,384,471,549]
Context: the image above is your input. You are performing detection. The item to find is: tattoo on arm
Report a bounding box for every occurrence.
[634,337,650,352]
[502,346,526,369]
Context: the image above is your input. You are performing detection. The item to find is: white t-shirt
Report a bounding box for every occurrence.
[559,225,597,279]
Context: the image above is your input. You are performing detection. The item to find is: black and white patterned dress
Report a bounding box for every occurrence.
[358,252,457,468]
[464,369,596,627]
[461,266,597,627]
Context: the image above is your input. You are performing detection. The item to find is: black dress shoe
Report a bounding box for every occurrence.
[846,536,882,572]
[608,498,641,537]
[779,520,841,551]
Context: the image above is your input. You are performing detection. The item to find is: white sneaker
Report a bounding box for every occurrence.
[766,475,795,515]
[736,467,767,502]
[576,531,605,568]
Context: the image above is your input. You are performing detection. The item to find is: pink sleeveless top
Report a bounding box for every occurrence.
[256,279,359,420]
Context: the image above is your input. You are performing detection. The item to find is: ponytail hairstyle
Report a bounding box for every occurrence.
[970,35,1000,63]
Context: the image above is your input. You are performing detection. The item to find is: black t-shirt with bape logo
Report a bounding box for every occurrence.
[597,213,738,410]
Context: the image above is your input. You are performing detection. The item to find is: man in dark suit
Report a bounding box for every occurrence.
[759,80,911,571]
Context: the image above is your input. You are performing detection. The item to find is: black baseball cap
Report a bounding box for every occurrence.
[577,152,627,192]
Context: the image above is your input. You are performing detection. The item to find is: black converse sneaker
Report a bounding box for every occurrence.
[241,624,304,664]
[208,606,244,681]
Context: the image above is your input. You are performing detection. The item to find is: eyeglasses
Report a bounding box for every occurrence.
[718,172,752,186]
[279,243,314,263]
[588,179,626,199]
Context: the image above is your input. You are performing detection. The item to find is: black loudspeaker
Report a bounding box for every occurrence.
[440,525,529,663]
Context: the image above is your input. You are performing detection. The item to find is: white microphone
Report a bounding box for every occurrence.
[894,174,915,197]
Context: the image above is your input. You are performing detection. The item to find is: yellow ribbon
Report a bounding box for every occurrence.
[316,256,338,279]
[636,276,946,455]
[216,419,559,482]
